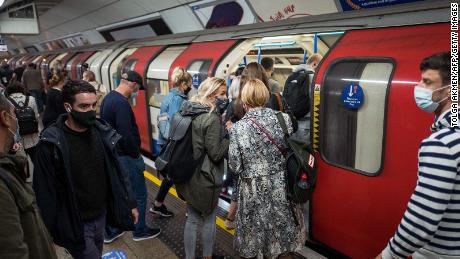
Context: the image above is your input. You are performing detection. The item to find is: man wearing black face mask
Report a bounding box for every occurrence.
[101,70,162,243]
[0,94,57,259]
[33,80,139,259]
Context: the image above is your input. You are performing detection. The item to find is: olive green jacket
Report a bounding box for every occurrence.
[175,101,229,215]
[0,154,57,259]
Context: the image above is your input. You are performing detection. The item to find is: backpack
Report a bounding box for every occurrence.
[276,113,317,203]
[283,69,314,119]
[154,111,206,184]
[8,95,39,135]
[247,113,317,204]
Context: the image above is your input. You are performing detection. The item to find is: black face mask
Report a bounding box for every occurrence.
[70,109,97,128]
[184,86,192,95]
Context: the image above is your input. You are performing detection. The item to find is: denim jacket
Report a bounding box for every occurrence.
[158,88,188,145]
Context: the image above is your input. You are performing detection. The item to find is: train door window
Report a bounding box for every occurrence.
[320,59,393,175]
[122,59,138,73]
[109,48,137,90]
[146,45,188,141]
[146,79,170,108]
[187,59,212,97]
[146,45,188,106]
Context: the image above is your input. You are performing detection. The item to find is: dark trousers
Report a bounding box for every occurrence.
[29,89,43,113]
[155,178,174,203]
[67,212,106,259]
[25,146,36,162]
[106,155,147,237]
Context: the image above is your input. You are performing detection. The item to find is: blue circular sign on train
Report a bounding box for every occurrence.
[192,74,201,88]
[341,84,364,109]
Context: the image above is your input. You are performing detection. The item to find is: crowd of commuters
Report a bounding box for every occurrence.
[0,50,457,259]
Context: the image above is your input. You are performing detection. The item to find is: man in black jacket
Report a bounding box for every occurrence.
[33,80,138,259]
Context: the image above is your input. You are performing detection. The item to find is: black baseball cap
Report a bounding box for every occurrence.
[121,70,144,89]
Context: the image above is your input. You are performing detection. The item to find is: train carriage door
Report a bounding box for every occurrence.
[310,23,450,259]
[90,49,116,84]
[108,48,138,90]
[145,45,189,156]
[101,47,129,90]
[66,54,80,79]
[121,46,165,155]
[49,52,67,73]
[73,51,95,79]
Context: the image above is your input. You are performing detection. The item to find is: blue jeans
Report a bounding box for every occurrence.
[118,155,147,236]
[29,89,43,113]
[68,212,106,259]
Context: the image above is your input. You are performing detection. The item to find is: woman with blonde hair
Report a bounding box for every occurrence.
[150,67,192,218]
[42,71,67,128]
[229,79,303,258]
[175,77,229,259]
[224,62,297,229]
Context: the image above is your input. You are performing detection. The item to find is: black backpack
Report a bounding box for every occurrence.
[283,69,314,119]
[155,111,206,184]
[276,113,317,203]
[8,95,39,135]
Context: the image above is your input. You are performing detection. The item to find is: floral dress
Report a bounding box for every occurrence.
[229,107,303,258]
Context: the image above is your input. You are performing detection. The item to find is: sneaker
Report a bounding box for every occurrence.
[149,204,174,217]
[224,218,235,230]
[104,230,125,244]
[132,227,161,242]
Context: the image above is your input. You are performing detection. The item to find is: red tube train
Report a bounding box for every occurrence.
[4,2,452,258]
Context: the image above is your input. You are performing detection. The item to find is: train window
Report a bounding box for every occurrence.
[320,59,393,176]
[187,59,212,86]
[187,59,212,98]
[122,59,137,73]
[146,79,170,108]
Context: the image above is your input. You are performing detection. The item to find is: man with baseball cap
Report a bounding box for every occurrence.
[100,70,161,242]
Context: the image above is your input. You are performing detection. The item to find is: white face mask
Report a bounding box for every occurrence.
[413,84,450,113]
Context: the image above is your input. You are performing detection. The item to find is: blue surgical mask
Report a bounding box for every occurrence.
[6,113,21,143]
[413,85,450,113]
[131,91,139,98]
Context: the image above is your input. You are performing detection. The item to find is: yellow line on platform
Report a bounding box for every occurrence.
[144,171,235,235]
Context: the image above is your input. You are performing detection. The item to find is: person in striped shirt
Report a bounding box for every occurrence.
[377,51,460,259]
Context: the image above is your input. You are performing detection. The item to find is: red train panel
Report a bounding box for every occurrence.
[311,23,450,258]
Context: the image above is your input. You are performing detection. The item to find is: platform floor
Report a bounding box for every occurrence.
[55,163,325,259]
